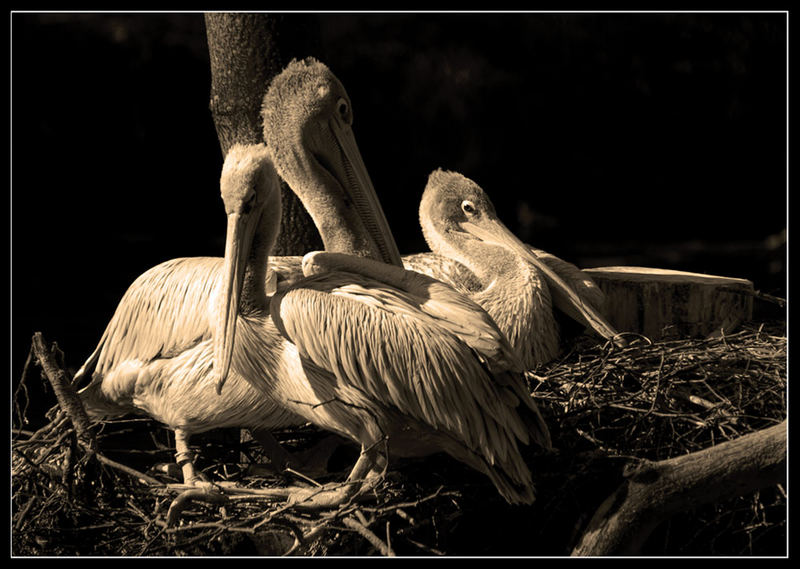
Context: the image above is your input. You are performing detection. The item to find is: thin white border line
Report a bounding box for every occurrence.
[7,10,793,14]
[8,12,789,558]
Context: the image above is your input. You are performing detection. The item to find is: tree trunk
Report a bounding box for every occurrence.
[204,13,323,255]
[572,420,787,556]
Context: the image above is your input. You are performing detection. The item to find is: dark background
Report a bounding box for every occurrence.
[12,12,787,390]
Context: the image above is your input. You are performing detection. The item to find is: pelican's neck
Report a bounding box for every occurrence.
[470,246,560,369]
[235,314,283,373]
[277,136,390,261]
[421,214,503,286]
[240,208,277,316]
[477,243,518,285]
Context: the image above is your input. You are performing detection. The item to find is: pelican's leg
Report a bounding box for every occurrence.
[174,428,206,486]
[347,438,387,489]
[165,429,224,526]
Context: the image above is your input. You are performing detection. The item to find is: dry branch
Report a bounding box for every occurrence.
[31,332,96,452]
[572,420,787,556]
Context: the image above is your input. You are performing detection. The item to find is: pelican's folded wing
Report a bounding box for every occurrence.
[270,269,547,466]
[76,257,224,388]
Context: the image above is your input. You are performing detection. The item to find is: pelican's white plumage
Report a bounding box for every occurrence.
[215,142,551,506]
[269,258,549,502]
[71,53,415,484]
[261,57,616,373]
[412,169,611,369]
[75,254,302,483]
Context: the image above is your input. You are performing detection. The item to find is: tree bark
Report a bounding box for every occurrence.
[571,420,787,556]
[204,13,323,255]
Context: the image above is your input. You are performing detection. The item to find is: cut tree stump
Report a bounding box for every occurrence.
[583,266,754,341]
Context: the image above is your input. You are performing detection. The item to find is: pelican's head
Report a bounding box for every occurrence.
[421,168,552,275]
[262,57,353,140]
[215,143,281,394]
[419,170,509,265]
[422,169,626,347]
[261,57,402,267]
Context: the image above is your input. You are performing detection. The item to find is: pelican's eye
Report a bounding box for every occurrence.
[336,98,350,122]
[461,200,476,215]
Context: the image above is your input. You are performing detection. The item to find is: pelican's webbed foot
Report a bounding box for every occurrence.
[285,444,385,511]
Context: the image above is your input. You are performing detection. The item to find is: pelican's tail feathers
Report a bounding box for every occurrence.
[72,337,130,422]
[483,451,537,506]
[517,395,553,451]
[75,381,126,421]
[72,340,103,390]
[496,370,553,451]
[445,429,537,506]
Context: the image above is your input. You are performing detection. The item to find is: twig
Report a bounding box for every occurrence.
[30,422,74,465]
[284,467,323,487]
[354,508,370,526]
[342,515,395,556]
[283,524,331,556]
[12,429,40,440]
[14,495,38,530]
[13,344,36,429]
[161,482,291,498]
[359,485,454,516]
[251,498,309,531]
[405,537,446,556]
[751,290,786,308]
[394,508,416,526]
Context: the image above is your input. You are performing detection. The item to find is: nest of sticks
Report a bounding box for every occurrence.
[12,319,786,557]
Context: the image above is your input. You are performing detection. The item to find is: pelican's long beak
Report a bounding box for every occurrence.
[460,219,627,348]
[329,120,403,268]
[214,212,251,395]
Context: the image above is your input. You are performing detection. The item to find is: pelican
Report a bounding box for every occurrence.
[412,169,610,369]
[262,57,621,371]
[69,59,408,486]
[215,143,551,507]
[72,230,306,485]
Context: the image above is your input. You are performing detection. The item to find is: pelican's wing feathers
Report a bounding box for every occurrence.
[302,251,523,373]
[401,251,483,295]
[267,255,305,290]
[271,261,550,467]
[271,252,485,296]
[76,257,225,388]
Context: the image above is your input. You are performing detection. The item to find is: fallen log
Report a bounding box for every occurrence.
[571,420,786,556]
